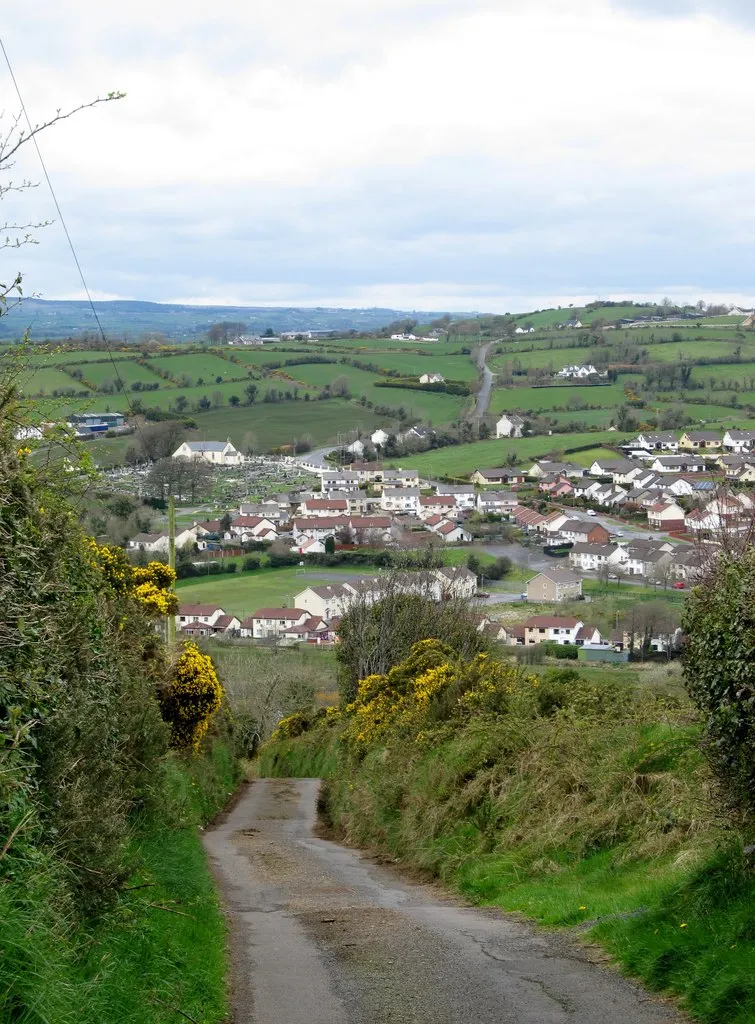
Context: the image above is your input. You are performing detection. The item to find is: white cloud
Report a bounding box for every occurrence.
[2,0,755,312]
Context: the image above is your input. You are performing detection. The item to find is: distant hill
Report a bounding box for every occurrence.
[0,299,469,342]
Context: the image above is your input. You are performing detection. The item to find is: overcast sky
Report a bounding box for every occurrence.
[2,0,754,313]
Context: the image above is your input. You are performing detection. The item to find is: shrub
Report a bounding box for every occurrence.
[159,642,224,751]
[683,550,755,817]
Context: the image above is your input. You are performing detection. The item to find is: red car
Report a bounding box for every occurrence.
[672,581,686,590]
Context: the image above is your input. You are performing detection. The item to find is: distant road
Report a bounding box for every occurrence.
[475,340,498,418]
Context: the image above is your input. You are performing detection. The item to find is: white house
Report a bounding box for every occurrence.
[722,429,755,454]
[371,429,390,446]
[556,364,598,379]
[650,455,706,474]
[382,468,420,488]
[172,440,244,466]
[523,616,585,645]
[496,413,525,438]
[346,439,366,456]
[295,584,354,619]
[433,566,477,599]
[320,469,362,492]
[433,520,473,543]
[633,432,679,452]
[435,483,477,509]
[240,608,309,640]
[176,604,227,629]
[299,498,349,517]
[380,487,421,513]
[514,326,535,334]
[228,515,278,542]
[419,372,445,384]
[128,527,197,553]
[647,501,686,530]
[568,543,626,572]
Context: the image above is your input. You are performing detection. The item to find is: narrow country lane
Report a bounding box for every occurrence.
[475,340,498,418]
[203,779,682,1024]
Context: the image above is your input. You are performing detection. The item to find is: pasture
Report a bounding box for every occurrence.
[393,430,631,477]
[490,382,629,414]
[148,352,243,383]
[19,365,91,396]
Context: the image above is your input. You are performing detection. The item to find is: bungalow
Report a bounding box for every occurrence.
[419,372,445,384]
[650,455,706,474]
[239,502,284,521]
[496,413,525,439]
[240,608,309,640]
[476,490,519,514]
[556,364,597,378]
[526,569,583,603]
[172,440,244,466]
[589,457,636,478]
[470,467,526,486]
[568,542,626,572]
[523,616,584,645]
[558,519,611,545]
[397,425,435,445]
[281,616,335,644]
[381,487,421,513]
[633,431,679,452]
[371,429,390,446]
[722,429,755,454]
[648,474,695,496]
[434,521,473,543]
[128,527,197,553]
[529,460,585,480]
[679,430,722,451]
[647,501,686,531]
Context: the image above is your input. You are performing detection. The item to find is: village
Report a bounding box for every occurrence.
[119,419,755,660]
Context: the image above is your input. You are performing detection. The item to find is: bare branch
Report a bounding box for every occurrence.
[0,93,126,169]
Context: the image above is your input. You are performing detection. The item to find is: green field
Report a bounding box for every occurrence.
[176,565,364,618]
[19,365,92,396]
[283,361,469,423]
[490,382,629,414]
[148,352,243,383]
[179,400,391,450]
[489,345,594,373]
[357,352,479,381]
[390,430,630,477]
[689,362,755,384]
[76,358,165,388]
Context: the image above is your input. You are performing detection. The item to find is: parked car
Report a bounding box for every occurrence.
[672,581,686,590]
[586,509,597,517]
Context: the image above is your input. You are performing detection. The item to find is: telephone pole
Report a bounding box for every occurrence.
[168,490,176,646]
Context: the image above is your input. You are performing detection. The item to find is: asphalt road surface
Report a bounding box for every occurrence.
[204,778,682,1024]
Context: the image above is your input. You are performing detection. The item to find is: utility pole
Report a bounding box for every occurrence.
[168,490,176,647]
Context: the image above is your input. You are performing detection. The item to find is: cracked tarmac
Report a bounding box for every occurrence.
[203,778,684,1024]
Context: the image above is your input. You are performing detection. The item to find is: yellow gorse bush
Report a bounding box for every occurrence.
[160,641,224,751]
[88,542,177,615]
[342,638,539,749]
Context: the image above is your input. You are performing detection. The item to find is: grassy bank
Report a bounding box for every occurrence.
[259,655,755,1024]
[1,737,241,1024]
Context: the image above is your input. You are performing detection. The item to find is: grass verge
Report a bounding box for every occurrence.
[0,736,241,1024]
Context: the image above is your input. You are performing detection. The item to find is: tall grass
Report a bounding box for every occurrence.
[0,737,241,1024]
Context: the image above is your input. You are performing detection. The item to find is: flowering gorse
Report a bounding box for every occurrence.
[341,638,538,750]
[88,542,177,615]
[160,641,224,751]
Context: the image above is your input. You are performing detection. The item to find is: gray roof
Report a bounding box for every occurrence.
[383,487,420,497]
[185,441,230,452]
[529,568,582,585]
[570,542,619,556]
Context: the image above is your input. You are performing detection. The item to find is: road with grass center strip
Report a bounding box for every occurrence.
[204,778,682,1024]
